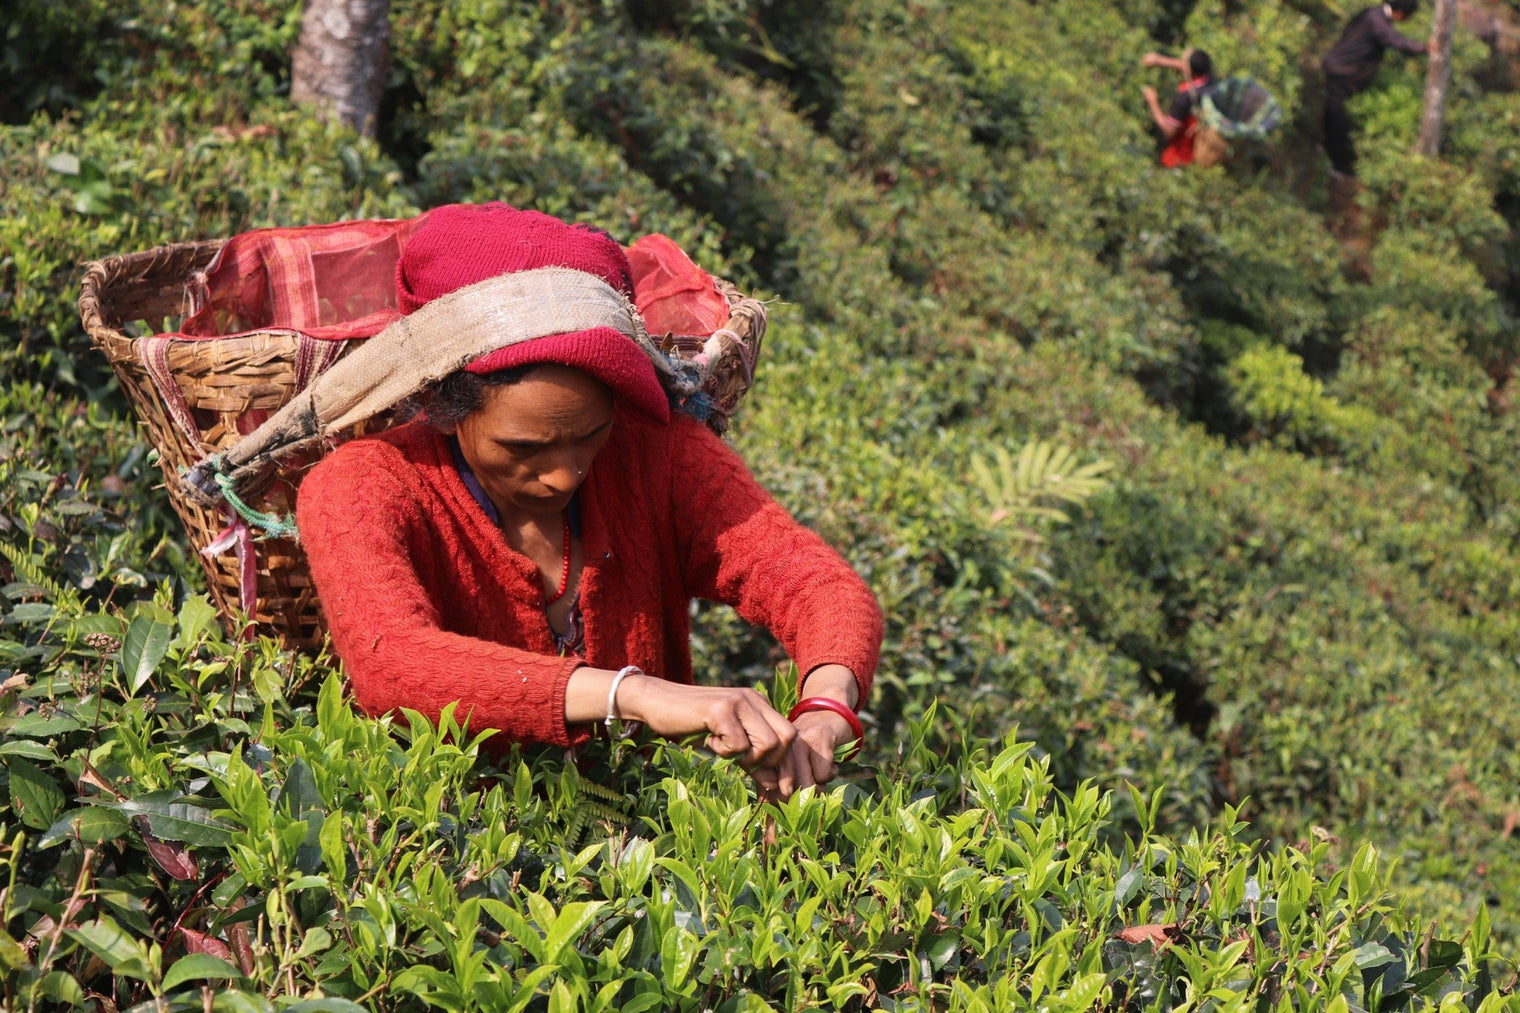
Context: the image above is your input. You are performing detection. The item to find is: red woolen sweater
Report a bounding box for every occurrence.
[295,412,883,750]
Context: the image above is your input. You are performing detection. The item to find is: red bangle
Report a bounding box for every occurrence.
[787,697,864,761]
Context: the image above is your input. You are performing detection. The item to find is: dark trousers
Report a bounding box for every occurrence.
[1323,73,1359,175]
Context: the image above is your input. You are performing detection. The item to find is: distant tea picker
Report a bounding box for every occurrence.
[1141,48,1223,168]
[1140,49,1283,168]
[1322,0,1435,177]
[182,203,884,799]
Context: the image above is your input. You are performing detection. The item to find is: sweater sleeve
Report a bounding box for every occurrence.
[1373,12,1426,55]
[664,419,884,701]
[295,443,584,749]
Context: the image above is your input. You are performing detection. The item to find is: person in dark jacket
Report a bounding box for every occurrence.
[1141,48,1220,167]
[1322,0,1433,177]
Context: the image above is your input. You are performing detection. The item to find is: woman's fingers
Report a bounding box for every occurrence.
[750,764,782,798]
[701,688,795,770]
[776,737,812,798]
[629,680,791,761]
[796,736,836,787]
[793,710,848,783]
[805,736,836,786]
[750,751,808,802]
[622,678,839,795]
[747,720,843,801]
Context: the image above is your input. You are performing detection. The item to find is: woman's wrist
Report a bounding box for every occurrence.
[799,663,861,711]
[605,665,644,734]
[610,669,656,724]
[564,665,649,724]
[788,696,864,760]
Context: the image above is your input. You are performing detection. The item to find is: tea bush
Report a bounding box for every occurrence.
[0,601,1511,1008]
[7,0,1520,1002]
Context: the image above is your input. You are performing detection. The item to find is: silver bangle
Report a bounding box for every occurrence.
[605,665,643,737]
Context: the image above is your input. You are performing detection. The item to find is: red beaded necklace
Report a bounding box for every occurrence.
[549,510,573,602]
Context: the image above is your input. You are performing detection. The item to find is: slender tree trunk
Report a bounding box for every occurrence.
[1418,0,1459,156]
[290,0,391,138]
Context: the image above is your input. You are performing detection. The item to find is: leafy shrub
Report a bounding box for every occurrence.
[0,595,1511,1009]
[7,0,1520,990]
[1227,343,1381,454]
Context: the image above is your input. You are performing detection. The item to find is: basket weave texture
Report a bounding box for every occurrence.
[78,234,765,651]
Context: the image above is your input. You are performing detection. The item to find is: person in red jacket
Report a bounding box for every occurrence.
[295,203,883,800]
[1140,49,1219,168]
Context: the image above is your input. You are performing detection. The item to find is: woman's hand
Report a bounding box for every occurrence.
[784,708,855,787]
[564,664,862,799]
[752,663,862,798]
[609,673,797,770]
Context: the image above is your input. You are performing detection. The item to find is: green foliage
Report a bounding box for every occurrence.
[969,441,1114,536]
[0,601,1509,1008]
[1228,343,1381,453]
[1164,177,1348,353]
[6,0,1520,1001]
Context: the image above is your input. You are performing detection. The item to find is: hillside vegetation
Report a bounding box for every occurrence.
[5,0,1520,1007]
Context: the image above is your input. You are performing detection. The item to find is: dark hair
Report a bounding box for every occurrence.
[1188,49,1213,78]
[400,365,538,432]
[1388,0,1418,14]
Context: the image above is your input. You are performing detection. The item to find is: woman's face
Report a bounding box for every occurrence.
[452,364,615,520]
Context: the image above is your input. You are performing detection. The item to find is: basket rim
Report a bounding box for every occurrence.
[78,236,765,348]
[78,239,227,354]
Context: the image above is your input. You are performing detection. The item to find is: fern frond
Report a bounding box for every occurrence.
[555,767,636,847]
[968,452,1001,501]
[0,540,84,618]
[970,439,1112,537]
[577,779,628,804]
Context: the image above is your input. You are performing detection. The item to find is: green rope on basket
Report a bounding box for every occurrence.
[208,461,300,540]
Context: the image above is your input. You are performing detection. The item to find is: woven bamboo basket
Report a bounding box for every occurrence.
[78,238,766,652]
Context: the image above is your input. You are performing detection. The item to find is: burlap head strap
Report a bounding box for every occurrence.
[181,266,685,507]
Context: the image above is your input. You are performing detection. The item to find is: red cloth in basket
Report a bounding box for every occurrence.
[179,215,430,341]
[177,216,727,343]
[626,233,730,337]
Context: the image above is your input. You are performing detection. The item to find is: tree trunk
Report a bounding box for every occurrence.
[1418,0,1459,156]
[290,0,391,138]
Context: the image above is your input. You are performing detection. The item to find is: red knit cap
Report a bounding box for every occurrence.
[396,203,669,421]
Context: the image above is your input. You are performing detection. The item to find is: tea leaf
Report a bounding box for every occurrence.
[5,711,82,738]
[162,952,243,990]
[35,970,86,1008]
[5,756,65,830]
[544,901,604,964]
[175,593,219,646]
[44,152,81,175]
[179,927,235,962]
[1354,942,1396,969]
[3,603,55,624]
[140,824,200,880]
[122,613,173,694]
[296,926,334,959]
[0,929,28,972]
[283,1000,372,1013]
[104,791,236,847]
[65,917,153,980]
[660,926,698,989]
[38,806,130,848]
